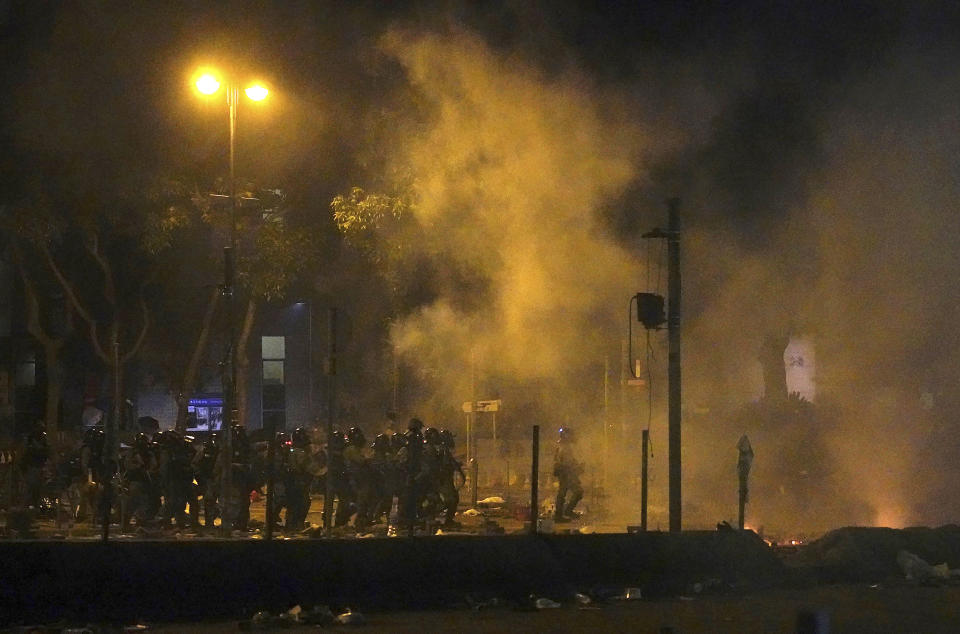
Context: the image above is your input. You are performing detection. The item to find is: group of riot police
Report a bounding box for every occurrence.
[5,418,584,534]
[4,415,467,535]
[321,418,465,532]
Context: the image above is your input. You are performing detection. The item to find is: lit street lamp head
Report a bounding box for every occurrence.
[195,73,221,95]
[244,83,269,101]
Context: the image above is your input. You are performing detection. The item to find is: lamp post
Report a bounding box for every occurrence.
[194,70,269,535]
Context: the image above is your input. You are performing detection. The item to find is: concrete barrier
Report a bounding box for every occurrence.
[0,531,784,624]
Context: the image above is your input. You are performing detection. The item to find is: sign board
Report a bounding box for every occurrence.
[475,399,501,412]
[462,399,502,413]
[625,379,646,387]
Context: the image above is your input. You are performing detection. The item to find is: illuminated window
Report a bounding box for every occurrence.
[261,336,286,431]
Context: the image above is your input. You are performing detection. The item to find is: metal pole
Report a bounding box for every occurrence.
[265,419,276,540]
[470,458,478,508]
[530,425,539,534]
[641,428,649,532]
[603,355,609,488]
[307,301,313,421]
[738,482,746,531]
[220,82,238,536]
[102,338,120,541]
[667,198,682,533]
[324,307,337,534]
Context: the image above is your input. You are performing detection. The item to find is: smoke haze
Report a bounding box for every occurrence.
[367,12,960,535]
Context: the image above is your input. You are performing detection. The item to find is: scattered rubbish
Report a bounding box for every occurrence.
[897,550,954,583]
[534,597,562,609]
[578,525,596,534]
[478,496,506,507]
[588,585,626,602]
[462,508,483,517]
[278,604,302,625]
[124,624,150,632]
[357,533,375,539]
[574,592,592,605]
[465,595,502,611]
[303,605,335,626]
[335,609,366,625]
[613,587,642,601]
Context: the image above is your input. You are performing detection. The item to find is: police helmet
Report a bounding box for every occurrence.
[408,417,424,431]
[291,427,309,447]
[347,426,366,446]
[372,433,390,452]
[423,427,441,444]
[328,429,346,451]
[439,429,455,449]
[390,433,407,451]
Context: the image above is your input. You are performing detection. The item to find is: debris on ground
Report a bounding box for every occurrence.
[462,508,483,517]
[335,608,366,625]
[897,550,954,583]
[574,592,592,605]
[303,605,335,626]
[465,594,502,611]
[613,587,643,600]
[533,597,561,609]
[478,496,506,507]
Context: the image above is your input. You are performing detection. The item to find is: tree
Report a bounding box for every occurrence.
[0,208,74,435]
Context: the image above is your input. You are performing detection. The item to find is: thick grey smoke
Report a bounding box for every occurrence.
[368,16,960,535]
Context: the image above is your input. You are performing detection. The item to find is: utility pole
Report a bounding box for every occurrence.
[219,80,239,536]
[324,307,337,535]
[641,198,682,533]
[641,428,649,531]
[666,198,682,533]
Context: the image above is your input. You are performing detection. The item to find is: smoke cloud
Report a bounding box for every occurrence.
[367,15,960,535]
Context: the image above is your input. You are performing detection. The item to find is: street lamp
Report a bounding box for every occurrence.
[193,67,270,536]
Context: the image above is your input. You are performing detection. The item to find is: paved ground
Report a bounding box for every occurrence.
[103,584,960,633]
[8,493,612,539]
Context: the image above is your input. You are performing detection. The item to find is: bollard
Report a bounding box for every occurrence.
[641,429,649,532]
[530,425,539,534]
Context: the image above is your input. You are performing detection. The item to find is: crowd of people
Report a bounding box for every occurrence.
[0,416,470,536]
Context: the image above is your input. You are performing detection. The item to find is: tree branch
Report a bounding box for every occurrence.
[121,290,151,365]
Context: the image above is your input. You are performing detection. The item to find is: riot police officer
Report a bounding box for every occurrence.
[553,426,584,522]
[283,427,314,532]
[343,426,374,529]
[217,424,252,532]
[194,432,220,528]
[437,429,464,527]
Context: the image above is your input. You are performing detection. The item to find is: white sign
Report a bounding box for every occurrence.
[463,399,502,413]
[475,400,501,412]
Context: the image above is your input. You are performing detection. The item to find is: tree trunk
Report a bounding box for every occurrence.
[175,287,221,431]
[43,344,63,435]
[14,244,71,435]
[234,297,258,428]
